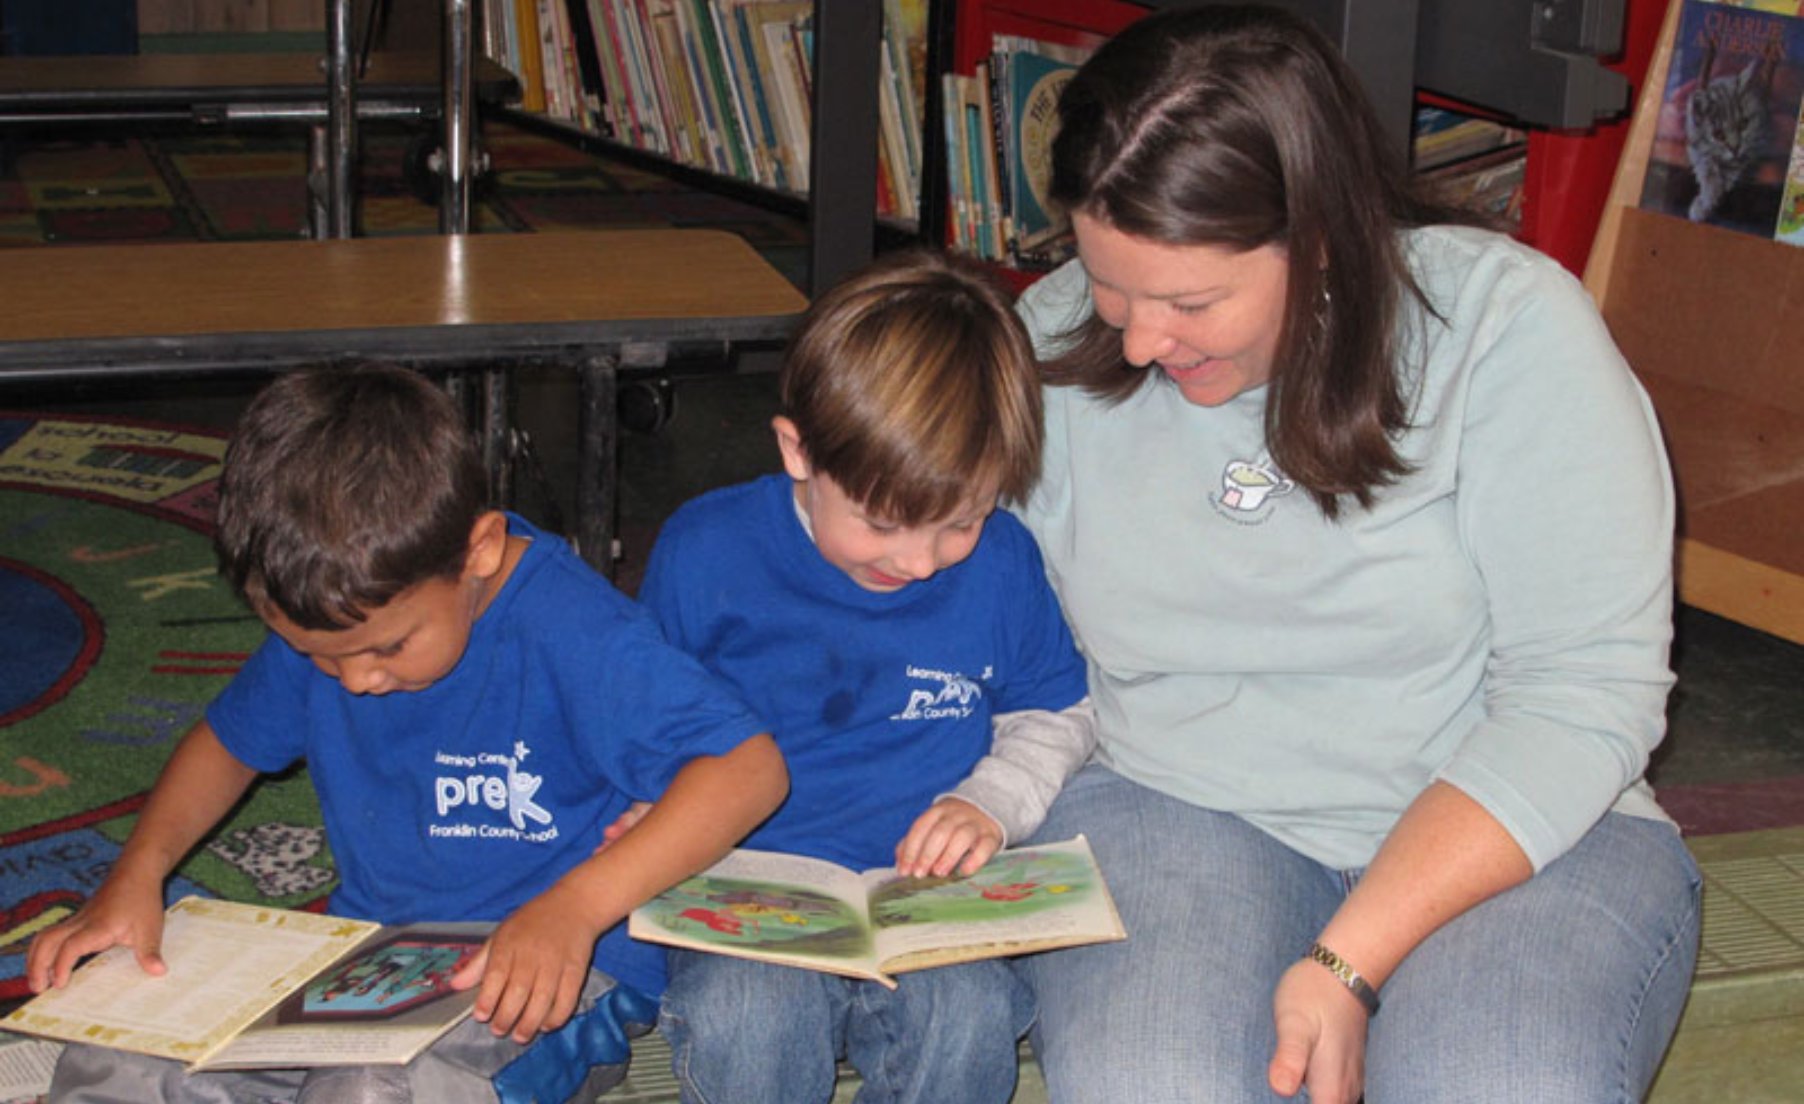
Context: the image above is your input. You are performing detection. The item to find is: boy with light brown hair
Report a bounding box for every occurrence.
[636,248,1095,1104]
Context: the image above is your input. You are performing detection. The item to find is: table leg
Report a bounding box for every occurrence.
[441,0,476,234]
[305,124,329,240]
[576,354,619,574]
[482,366,512,507]
[325,0,357,239]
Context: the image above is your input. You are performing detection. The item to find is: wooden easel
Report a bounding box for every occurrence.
[1582,0,1804,644]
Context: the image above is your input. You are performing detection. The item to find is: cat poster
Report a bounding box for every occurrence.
[1639,0,1804,244]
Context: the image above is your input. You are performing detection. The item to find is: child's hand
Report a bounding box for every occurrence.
[895,797,1003,878]
[450,886,603,1043]
[25,876,167,992]
[595,801,653,852]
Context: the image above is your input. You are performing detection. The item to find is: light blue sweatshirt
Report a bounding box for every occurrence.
[1014,225,1676,872]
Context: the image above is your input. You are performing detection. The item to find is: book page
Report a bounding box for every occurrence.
[196,925,487,1070]
[862,837,1126,972]
[0,1035,61,1100]
[628,849,881,981]
[203,1024,466,1070]
[1,899,379,1065]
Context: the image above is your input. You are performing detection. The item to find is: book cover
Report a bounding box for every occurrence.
[1001,45,1080,251]
[628,836,1126,988]
[1779,107,1804,241]
[1639,0,1804,241]
[3,899,486,1072]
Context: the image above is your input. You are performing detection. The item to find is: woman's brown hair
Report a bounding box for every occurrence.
[1045,4,1480,516]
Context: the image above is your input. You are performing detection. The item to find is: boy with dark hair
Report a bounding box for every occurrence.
[28,363,787,1104]
[638,249,1096,1104]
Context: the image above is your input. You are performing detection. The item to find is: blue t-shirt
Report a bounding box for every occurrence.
[207,513,765,995]
[639,474,1088,871]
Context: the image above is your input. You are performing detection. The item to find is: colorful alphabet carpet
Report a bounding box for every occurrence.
[0,412,331,1014]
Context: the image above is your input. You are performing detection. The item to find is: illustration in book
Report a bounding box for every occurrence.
[629,835,1125,988]
[2,898,486,1072]
[1639,0,1804,241]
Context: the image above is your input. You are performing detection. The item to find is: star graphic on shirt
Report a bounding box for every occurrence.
[514,740,530,762]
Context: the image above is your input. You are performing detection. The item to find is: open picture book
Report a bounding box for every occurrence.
[2,897,488,1071]
[629,835,1125,988]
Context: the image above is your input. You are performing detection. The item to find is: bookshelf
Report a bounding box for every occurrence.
[488,0,1634,294]
[485,0,916,296]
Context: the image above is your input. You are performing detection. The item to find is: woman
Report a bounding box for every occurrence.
[1012,7,1700,1103]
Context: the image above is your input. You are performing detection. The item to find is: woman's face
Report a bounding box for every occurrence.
[1074,212,1291,408]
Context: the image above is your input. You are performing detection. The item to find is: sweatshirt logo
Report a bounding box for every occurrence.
[1211,454,1294,523]
[430,740,558,842]
[891,665,989,721]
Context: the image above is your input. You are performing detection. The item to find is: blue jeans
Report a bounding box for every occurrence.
[659,949,1033,1104]
[1019,765,1702,1104]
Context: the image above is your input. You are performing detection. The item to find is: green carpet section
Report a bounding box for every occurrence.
[0,414,330,1011]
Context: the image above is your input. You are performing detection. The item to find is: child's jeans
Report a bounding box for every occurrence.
[659,949,1033,1104]
[46,969,637,1104]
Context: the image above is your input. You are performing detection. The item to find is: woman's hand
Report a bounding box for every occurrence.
[1267,955,1369,1104]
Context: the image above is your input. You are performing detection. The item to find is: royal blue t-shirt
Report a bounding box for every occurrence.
[639,475,1088,871]
[208,513,765,995]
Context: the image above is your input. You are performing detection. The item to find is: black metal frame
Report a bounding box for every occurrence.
[0,319,792,572]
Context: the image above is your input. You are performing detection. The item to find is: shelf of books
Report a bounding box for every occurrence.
[934,3,1559,284]
[481,1,1657,294]
[481,0,929,226]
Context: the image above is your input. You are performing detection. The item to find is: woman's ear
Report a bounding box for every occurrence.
[771,416,813,482]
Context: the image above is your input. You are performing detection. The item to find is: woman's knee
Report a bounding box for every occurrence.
[1367,815,1701,1103]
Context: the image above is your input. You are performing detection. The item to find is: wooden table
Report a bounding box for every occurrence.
[0,229,807,569]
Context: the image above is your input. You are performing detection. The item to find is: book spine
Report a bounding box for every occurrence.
[515,0,548,113]
[616,0,667,155]
[724,2,785,189]
[942,71,972,252]
[671,0,730,174]
[563,0,609,132]
[709,0,770,186]
[764,15,813,182]
[986,49,1015,256]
